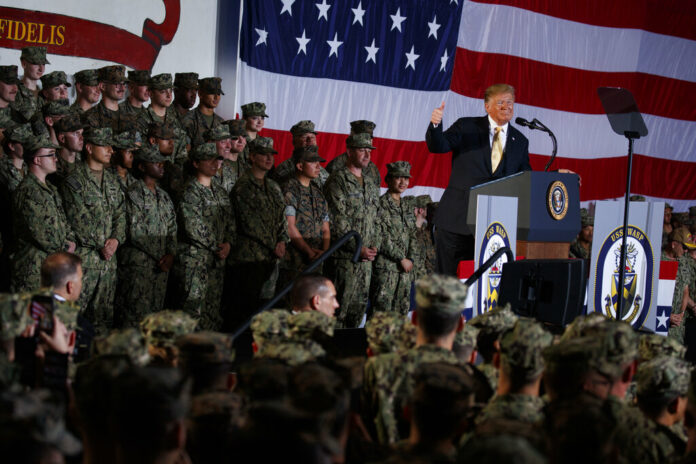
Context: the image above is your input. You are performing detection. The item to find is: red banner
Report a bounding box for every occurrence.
[0,0,180,70]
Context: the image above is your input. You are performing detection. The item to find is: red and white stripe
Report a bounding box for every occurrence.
[237,0,696,210]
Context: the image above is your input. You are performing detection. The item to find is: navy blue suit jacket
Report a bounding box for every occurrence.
[425,116,531,234]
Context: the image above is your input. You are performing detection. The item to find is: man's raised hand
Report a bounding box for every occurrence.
[431,101,445,125]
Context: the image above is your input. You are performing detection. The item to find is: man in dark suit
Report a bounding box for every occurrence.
[425,84,531,275]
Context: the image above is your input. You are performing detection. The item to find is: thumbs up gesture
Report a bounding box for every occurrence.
[431,101,445,125]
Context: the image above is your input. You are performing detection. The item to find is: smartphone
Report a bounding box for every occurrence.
[29,295,55,334]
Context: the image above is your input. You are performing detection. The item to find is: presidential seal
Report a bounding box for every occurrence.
[477,222,512,316]
[594,225,654,327]
[547,181,569,220]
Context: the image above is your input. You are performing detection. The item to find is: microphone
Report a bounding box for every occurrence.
[515,117,535,128]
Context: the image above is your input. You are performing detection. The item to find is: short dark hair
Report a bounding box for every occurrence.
[290,274,331,309]
[415,307,461,339]
[40,252,82,288]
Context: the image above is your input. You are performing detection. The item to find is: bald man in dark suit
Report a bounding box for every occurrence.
[425,84,531,276]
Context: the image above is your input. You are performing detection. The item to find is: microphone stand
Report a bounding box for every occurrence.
[532,119,558,172]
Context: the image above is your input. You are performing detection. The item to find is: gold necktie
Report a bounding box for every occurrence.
[491,126,503,172]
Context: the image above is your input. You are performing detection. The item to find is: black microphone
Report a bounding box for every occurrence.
[515,117,535,128]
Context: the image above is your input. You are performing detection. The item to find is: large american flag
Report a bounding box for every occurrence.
[236,0,696,210]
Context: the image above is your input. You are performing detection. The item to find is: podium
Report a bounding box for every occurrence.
[467,171,580,259]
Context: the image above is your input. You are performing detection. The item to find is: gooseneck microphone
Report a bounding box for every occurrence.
[515,118,558,171]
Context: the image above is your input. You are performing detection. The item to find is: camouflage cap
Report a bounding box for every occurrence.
[580,208,594,227]
[559,312,610,341]
[290,120,317,136]
[415,274,468,315]
[21,46,50,65]
[346,133,376,149]
[543,335,602,377]
[629,195,646,202]
[52,298,79,332]
[147,122,176,140]
[148,73,173,90]
[248,136,278,155]
[174,72,199,89]
[74,69,99,86]
[350,120,376,136]
[669,228,696,249]
[92,328,151,366]
[251,309,291,347]
[241,101,268,118]
[97,65,127,84]
[53,113,85,133]
[139,310,198,347]
[112,131,138,150]
[225,119,246,137]
[292,145,325,163]
[638,333,686,362]
[636,355,691,400]
[0,65,19,85]
[587,320,639,379]
[0,292,34,339]
[289,311,335,340]
[366,312,405,355]
[40,71,71,89]
[499,318,553,378]
[468,304,518,336]
[260,341,323,366]
[398,319,418,352]
[128,69,151,86]
[42,99,71,116]
[415,194,433,208]
[454,323,479,349]
[190,142,220,161]
[4,123,33,143]
[199,77,224,95]
[24,135,60,153]
[83,127,114,146]
[203,124,231,142]
[134,144,167,164]
[386,161,411,179]
[176,331,235,364]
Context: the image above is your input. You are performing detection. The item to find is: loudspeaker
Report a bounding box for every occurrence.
[498,259,587,327]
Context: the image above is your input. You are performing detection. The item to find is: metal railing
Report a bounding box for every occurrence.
[463,246,514,286]
[231,230,363,338]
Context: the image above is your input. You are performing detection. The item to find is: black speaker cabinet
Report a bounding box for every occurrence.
[498,259,587,327]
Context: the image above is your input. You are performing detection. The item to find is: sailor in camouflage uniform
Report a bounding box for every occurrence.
[363,274,469,444]
[82,65,136,132]
[323,133,380,328]
[71,69,100,114]
[182,77,225,147]
[109,131,138,193]
[238,102,268,172]
[228,137,288,330]
[668,229,696,343]
[475,318,553,426]
[138,73,189,167]
[0,65,20,123]
[12,47,48,123]
[147,121,184,202]
[635,355,690,456]
[172,72,198,121]
[411,194,436,279]
[52,114,84,186]
[10,136,76,292]
[205,124,237,194]
[0,124,31,290]
[370,161,419,315]
[569,208,593,259]
[271,120,329,187]
[119,69,150,118]
[280,145,330,289]
[250,309,291,357]
[172,143,232,330]
[60,127,126,335]
[115,145,177,328]
[326,120,381,186]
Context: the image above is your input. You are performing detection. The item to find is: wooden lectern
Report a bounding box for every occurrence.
[467,171,581,259]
